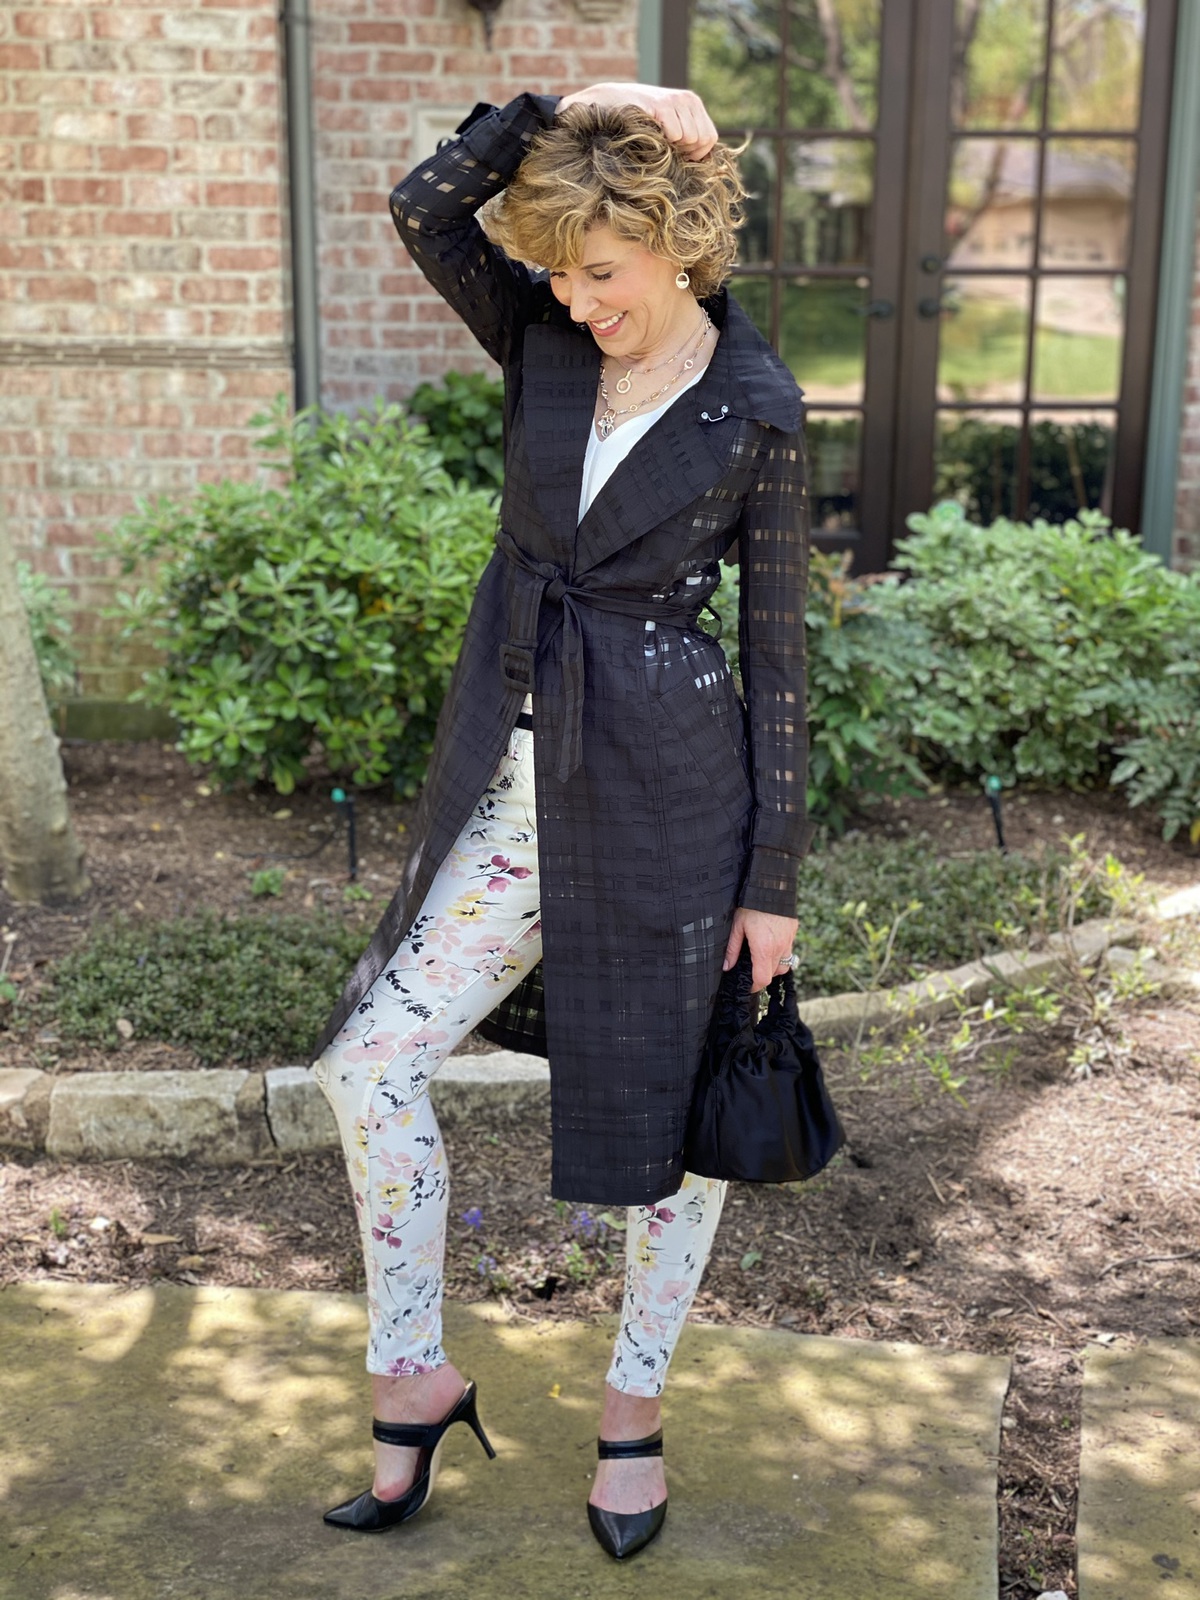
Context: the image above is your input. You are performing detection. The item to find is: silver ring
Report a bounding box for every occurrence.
[776,953,797,971]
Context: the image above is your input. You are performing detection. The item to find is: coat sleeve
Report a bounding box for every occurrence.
[736,422,817,918]
[388,93,561,368]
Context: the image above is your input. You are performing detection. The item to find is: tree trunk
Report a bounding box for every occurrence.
[0,515,89,904]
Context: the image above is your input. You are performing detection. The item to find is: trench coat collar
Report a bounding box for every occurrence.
[521,288,802,578]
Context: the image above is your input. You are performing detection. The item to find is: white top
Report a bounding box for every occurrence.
[577,364,707,524]
[521,365,708,716]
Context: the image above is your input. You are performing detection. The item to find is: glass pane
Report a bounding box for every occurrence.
[785,0,881,130]
[937,276,1031,404]
[729,275,774,341]
[737,139,779,266]
[946,137,1037,268]
[1049,0,1144,131]
[783,139,873,266]
[805,412,863,532]
[1032,275,1124,401]
[934,412,1021,522]
[1028,412,1116,518]
[688,0,780,130]
[953,0,1048,130]
[779,278,868,403]
[1040,138,1133,268]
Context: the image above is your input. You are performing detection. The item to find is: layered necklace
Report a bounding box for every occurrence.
[596,308,713,440]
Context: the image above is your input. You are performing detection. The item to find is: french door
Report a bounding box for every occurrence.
[663,0,1179,573]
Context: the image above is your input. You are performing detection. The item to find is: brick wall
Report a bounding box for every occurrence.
[310,0,638,410]
[1173,174,1200,572]
[0,0,638,700]
[0,0,292,698]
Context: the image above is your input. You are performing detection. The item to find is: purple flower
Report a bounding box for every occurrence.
[461,1207,484,1230]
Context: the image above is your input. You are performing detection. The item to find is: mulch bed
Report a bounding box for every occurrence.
[2,740,1200,1595]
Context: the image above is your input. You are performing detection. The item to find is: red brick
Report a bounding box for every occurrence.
[14,10,85,40]
[206,245,281,271]
[26,275,98,301]
[98,209,174,236]
[97,146,170,173]
[0,45,44,71]
[203,180,278,207]
[19,140,94,172]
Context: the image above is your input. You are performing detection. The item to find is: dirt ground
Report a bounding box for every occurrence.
[2,741,1200,1596]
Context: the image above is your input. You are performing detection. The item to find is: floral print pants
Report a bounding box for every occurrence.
[314,723,727,1395]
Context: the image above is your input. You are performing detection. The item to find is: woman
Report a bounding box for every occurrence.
[312,82,814,1560]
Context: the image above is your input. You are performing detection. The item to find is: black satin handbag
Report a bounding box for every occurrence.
[684,944,845,1184]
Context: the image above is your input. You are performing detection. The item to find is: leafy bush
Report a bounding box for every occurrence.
[869,502,1200,791]
[37,911,368,1064]
[107,398,499,795]
[1111,659,1200,844]
[792,831,1128,1001]
[407,370,506,492]
[17,562,78,701]
[713,551,930,835]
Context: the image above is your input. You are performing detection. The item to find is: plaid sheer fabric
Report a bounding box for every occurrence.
[316,94,814,1205]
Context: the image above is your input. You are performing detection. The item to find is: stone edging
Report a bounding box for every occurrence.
[2,887,1197,1166]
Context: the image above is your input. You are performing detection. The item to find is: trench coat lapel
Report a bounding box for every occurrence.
[521,322,600,561]
[574,293,803,577]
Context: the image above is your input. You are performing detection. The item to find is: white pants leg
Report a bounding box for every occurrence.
[315,724,728,1388]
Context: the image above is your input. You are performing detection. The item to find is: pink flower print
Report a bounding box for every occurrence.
[371,1212,406,1249]
[412,951,456,985]
[508,866,533,879]
[487,875,510,893]
[490,854,510,870]
[655,1277,691,1307]
[383,1357,437,1377]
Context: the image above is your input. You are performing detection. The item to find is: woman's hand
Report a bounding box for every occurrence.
[555,83,718,161]
[723,908,799,994]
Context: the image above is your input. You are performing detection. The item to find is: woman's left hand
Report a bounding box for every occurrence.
[723,907,799,994]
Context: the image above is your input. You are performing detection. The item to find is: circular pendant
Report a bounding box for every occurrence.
[615,374,633,395]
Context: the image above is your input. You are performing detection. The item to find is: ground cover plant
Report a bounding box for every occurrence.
[107,398,499,797]
[30,912,366,1065]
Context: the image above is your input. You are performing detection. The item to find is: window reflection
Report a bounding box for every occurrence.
[785,0,880,130]
[935,412,1021,522]
[1039,139,1133,268]
[946,137,1038,268]
[737,139,779,266]
[688,0,781,130]
[1028,412,1116,517]
[952,0,1048,130]
[1032,275,1124,402]
[937,276,1031,404]
[804,412,862,532]
[1049,0,1144,131]
[780,279,869,403]
[783,140,873,267]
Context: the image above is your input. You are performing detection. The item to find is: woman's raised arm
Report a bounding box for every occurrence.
[388,92,561,367]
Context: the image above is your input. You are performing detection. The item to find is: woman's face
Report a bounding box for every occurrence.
[546,225,693,360]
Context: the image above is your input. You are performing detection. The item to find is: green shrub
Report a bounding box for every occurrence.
[17,562,78,701]
[407,370,506,492]
[1111,659,1200,844]
[107,397,499,796]
[870,502,1200,792]
[36,911,368,1065]
[714,550,930,835]
[793,831,1127,1001]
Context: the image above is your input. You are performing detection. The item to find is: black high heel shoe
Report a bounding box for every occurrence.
[323,1379,497,1532]
[586,1428,667,1560]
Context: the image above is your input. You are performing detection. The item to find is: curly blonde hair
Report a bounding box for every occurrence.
[485,103,747,300]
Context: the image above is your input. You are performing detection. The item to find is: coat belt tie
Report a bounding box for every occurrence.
[494,527,710,783]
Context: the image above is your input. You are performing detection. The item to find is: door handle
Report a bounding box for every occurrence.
[852,299,895,319]
[918,289,960,318]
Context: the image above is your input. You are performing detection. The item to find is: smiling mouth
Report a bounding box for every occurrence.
[590,313,625,336]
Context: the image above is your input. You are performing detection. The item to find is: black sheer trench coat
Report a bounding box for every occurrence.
[313,92,816,1207]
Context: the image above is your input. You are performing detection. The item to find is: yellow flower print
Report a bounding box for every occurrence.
[635,1233,655,1269]
[447,890,489,920]
[380,1180,411,1209]
[354,1117,369,1152]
